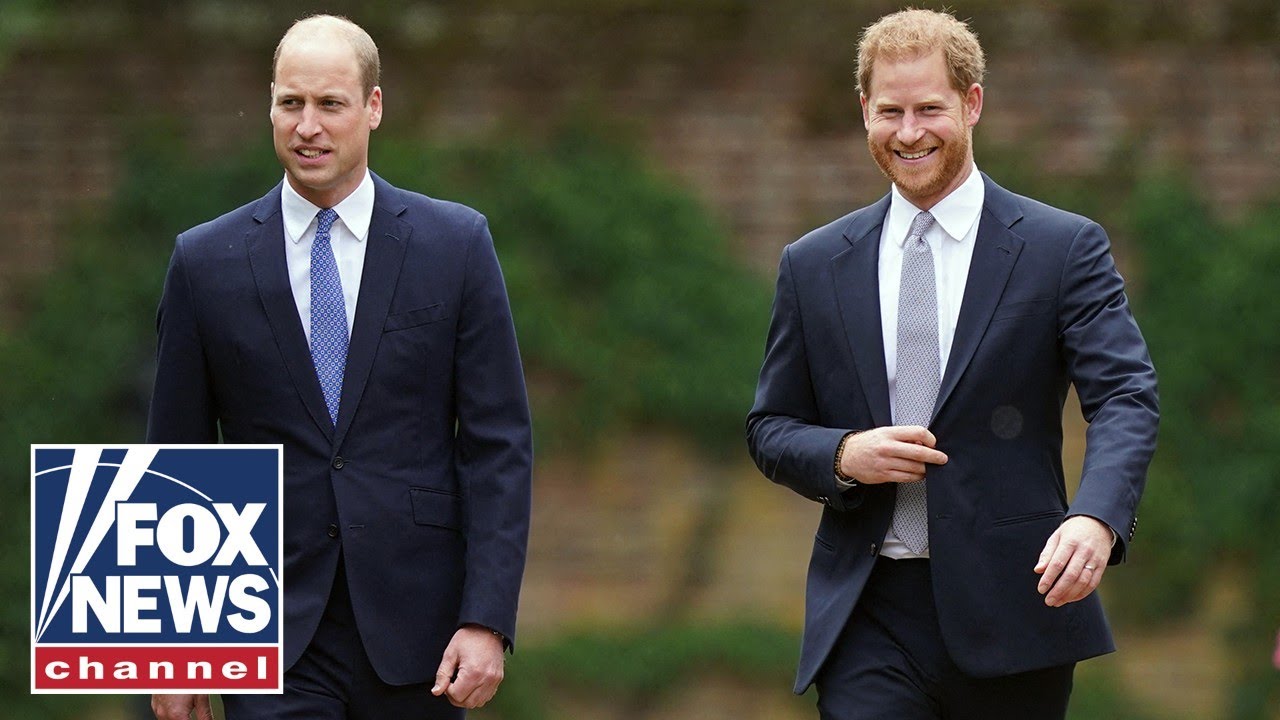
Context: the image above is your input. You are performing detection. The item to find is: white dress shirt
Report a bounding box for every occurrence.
[877,164,985,559]
[281,172,375,343]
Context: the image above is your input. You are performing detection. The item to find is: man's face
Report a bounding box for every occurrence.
[861,50,982,210]
[270,34,382,209]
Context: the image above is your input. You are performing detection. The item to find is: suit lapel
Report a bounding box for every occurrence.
[245,184,335,440]
[332,175,409,447]
[933,176,1025,419]
[832,195,893,428]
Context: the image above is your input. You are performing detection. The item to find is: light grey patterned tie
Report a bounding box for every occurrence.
[892,210,938,554]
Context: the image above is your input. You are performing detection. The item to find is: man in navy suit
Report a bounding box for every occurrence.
[148,14,532,720]
[747,9,1157,718]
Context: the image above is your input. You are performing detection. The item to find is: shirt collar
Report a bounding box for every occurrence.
[886,164,985,247]
[280,171,376,244]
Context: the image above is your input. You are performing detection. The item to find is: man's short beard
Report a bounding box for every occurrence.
[868,126,971,207]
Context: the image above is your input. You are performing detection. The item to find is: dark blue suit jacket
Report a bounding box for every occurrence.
[147,174,533,685]
[747,174,1157,692]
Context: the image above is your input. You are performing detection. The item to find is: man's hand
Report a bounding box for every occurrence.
[839,426,948,484]
[152,694,213,720]
[1035,515,1114,607]
[432,624,505,709]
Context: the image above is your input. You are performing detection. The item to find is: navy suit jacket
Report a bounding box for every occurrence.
[147,174,533,685]
[747,174,1158,693]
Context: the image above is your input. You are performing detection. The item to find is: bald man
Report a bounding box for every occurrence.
[147,15,532,719]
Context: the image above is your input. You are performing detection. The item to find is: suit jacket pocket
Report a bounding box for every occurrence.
[991,508,1064,527]
[410,486,463,531]
[385,303,451,332]
[990,297,1054,323]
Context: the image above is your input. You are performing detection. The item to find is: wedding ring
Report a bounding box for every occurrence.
[1084,565,1096,570]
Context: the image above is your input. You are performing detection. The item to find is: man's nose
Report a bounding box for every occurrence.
[896,113,926,146]
[296,105,322,138]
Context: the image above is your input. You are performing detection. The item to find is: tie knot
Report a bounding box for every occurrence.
[316,208,338,235]
[908,211,935,242]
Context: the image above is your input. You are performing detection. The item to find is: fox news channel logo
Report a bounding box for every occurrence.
[31,445,283,693]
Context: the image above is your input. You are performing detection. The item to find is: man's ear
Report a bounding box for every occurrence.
[368,86,383,130]
[963,83,983,128]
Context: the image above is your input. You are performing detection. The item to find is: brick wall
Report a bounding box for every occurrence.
[5,5,1279,301]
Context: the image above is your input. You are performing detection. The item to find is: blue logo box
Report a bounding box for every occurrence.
[31,445,283,693]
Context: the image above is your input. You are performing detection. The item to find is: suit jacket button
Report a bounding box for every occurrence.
[327,523,339,538]
[869,543,878,556]
[332,456,345,470]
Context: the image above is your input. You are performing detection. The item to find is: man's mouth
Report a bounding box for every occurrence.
[296,148,329,159]
[895,148,936,160]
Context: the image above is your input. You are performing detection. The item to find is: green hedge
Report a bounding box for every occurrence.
[370,126,770,457]
[1123,179,1280,718]
[488,621,807,720]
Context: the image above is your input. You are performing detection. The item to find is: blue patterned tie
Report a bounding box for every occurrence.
[892,211,939,554]
[310,208,347,426]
